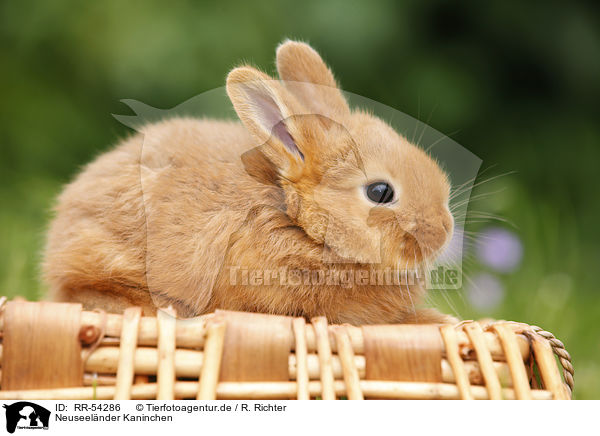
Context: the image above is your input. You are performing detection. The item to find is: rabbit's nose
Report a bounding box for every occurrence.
[414,225,446,254]
[441,212,454,238]
[413,213,453,257]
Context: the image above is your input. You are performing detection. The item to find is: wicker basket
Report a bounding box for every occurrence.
[0,298,573,400]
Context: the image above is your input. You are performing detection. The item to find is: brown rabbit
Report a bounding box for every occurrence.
[43,40,456,324]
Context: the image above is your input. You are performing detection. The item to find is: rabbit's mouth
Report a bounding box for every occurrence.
[397,217,454,264]
[399,235,437,264]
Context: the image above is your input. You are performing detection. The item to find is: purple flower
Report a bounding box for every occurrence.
[466,273,505,310]
[476,227,523,273]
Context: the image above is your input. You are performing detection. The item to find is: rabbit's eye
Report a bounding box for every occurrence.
[365,182,395,204]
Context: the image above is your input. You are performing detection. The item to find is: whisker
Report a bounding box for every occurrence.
[416,102,439,147]
[449,188,507,212]
[410,96,421,144]
[406,257,416,318]
[449,170,515,202]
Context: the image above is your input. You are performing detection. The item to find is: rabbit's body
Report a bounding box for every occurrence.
[44,41,456,324]
[45,119,260,316]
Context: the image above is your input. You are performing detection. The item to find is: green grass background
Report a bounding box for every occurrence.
[1,0,598,398]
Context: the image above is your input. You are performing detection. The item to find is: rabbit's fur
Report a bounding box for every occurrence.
[43,41,456,324]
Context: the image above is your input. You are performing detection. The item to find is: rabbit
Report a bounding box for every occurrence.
[43,40,457,325]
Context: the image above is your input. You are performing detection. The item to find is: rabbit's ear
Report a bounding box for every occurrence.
[227,66,310,177]
[276,40,350,119]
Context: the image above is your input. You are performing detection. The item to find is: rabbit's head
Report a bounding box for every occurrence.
[226,41,453,270]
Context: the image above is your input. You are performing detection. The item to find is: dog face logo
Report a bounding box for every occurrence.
[2,402,50,433]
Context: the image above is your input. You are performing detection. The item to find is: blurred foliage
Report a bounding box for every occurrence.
[1,0,598,398]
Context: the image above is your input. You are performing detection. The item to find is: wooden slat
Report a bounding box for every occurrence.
[312,317,335,400]
[292,318,309,400]
[333,327,363,400]
[2,301,83,390]
[216,310,292,382]
[113,307,142,399]
[156,307,176,400]
[0,381,555,401]
[362,325,442,382]
[528,332,571,400]
[493,324,532,400]
[440,325,473,400]
[464,323,503,399]
[197,321,226,400]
